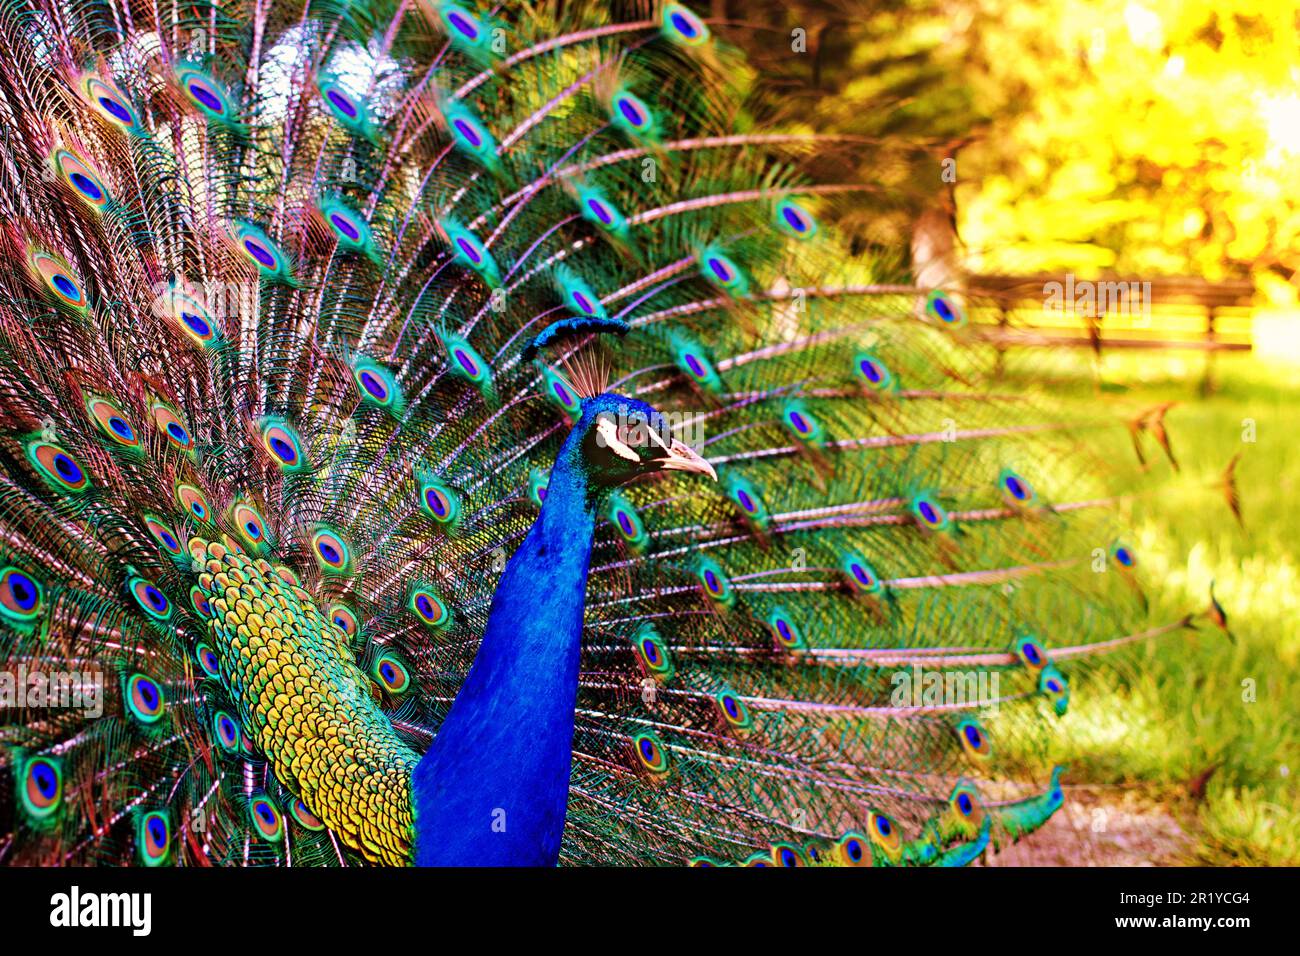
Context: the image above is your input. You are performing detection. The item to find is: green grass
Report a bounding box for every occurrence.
[1037,350,1299,865]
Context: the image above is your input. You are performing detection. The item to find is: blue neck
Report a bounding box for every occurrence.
[412,428,596,865]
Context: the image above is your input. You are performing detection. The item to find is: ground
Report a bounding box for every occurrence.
[988,789,1193,866]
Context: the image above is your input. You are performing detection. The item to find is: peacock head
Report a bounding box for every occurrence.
[573,393,716,488]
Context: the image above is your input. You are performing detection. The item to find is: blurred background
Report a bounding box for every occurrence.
[717,0,1299,864]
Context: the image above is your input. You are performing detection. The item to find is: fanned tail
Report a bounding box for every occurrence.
[0,0,1192,867]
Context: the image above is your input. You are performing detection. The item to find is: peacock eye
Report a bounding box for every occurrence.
[619,418,646,448]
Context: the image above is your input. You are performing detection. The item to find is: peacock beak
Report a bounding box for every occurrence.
[657,439,717,481]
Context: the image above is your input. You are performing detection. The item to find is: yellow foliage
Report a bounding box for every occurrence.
[956,0,1299,286]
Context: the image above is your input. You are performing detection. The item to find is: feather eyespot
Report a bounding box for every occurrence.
[837,832,870,867]
[320,199,373,252]
[611,91,654,137]
[577,187,628,236]
[244,238,274,267]
[695,557,733,604]
[453,346,480,376]
[840,551,883,595]
[176,483,212,522]
[681,351,709,380]
[181,308,212,339]
[587,197,613,225]
[770,842,806,867]
[767,606,805,650]
[441,5,483,42]
[289,798,326,832]
[926,289,966,327]
[998,468,1037,506]
[440,220,498,283]
[632,625,673,682]
[373,653,411,695]
[1,566,44,623]
[152,403,195,453]
[1110,541,1136,568]
[53,150,110,210]
[541,367,581,419]
[30,251,87,310]
[418,478,461,527]
[249,796,284,842]
[910,492,950,531]
[26,440,91,493]
[260,420,306,471]
[556,269,607,319]
[528,469,549,509]
[328,603,359,639]
[195,642,220,678]
[632,732,670,774]
[274,564,302,588]
[410,588,450,628]
[785,407,811,434]
[1039,664,1070,716]
[661,3,710,46]
[22,756,62,820]
[191,587,212,619]
[231,502,270,549]
[442,334,494,395]
[138,811,171,865]
[82,75,142,132]
[855,351,895,391]
[125,672,166,723]
[774,199,817,239]
[784,402,821,441]
[725,475,768,524]
[309,527,352,573]
[698,250,747,295]
[715,690,753,733]
[670,332,722,392]
[605,491,647,550]
[353,359,403,414]
[85,396,139,448]
[326,89,358,117]
[947,782,985,834]
[130,577,172,621]
[957,718,992,761]
[232,223,292,281]
[868,811,903,860]
[454,116,483,149]
[318,77,367,130]
[213,712,240,752]
[176,67,236,121]
[1013,633,1049,671]
[331,211,361,241]
[161,284,220,348]
[142,514,183,556]
[442,102,499,166]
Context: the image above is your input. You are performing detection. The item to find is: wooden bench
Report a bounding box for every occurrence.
[965,274,1254,393]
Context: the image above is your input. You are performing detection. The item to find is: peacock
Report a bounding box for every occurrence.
[0,0,1203,868]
